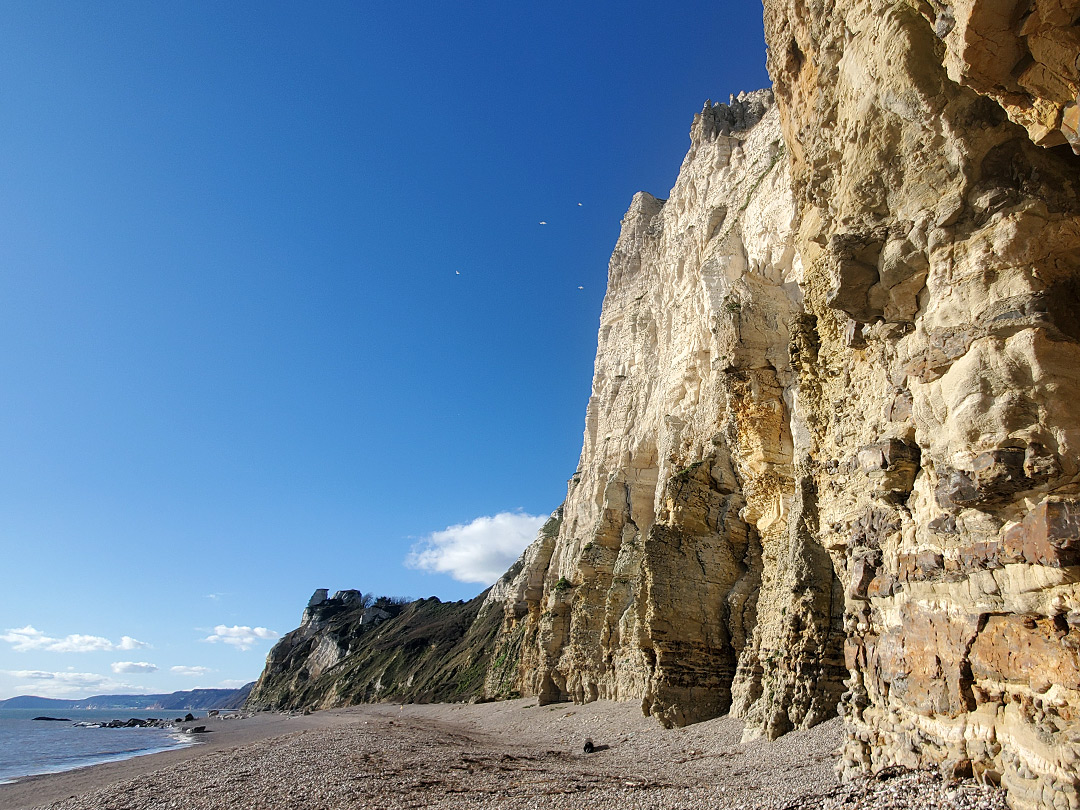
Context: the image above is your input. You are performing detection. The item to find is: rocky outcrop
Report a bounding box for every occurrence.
[917,0,1080,152]
[483,5,1080,809]
[249,5,1079,808]
[761,2,1080,808]
[483,90,847,736]
[247,591,502,710]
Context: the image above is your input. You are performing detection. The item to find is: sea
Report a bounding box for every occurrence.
[0,708,198,784]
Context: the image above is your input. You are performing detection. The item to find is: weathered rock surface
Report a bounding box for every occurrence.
[483,90,848,737]
[918,0,1080,152]
[762,1,1080,808]
[483,5,1080,809]
[250,4,1080,808]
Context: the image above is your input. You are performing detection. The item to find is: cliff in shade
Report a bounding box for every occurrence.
[252,3,1080,808]
[246,590,504,709]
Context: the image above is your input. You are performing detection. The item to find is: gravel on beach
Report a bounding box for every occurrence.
[15,699,1007,810]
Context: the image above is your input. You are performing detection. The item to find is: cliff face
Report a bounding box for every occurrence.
[251,5,1080,808]
[484,91,848,736]
[486,3,1080,808]
[759,1,1080,807]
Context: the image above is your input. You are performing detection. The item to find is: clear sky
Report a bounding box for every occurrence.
[0,2,770,700]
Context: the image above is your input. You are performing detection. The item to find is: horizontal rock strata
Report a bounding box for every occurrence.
[252,5,1080,809]
[763,1,1080,808]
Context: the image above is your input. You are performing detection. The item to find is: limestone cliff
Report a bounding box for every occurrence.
[252,5,1080,808]
[484,91,848,736]
[762,2,1080,808]
[485,5,1080,808]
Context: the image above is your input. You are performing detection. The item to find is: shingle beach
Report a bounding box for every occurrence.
[0,699,1008,810]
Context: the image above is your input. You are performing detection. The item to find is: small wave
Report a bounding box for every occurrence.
[0,733,197,784]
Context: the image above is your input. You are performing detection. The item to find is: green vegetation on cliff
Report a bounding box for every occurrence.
[246,592,503,711]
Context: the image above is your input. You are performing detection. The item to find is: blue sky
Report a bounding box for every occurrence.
[0,2,770,699]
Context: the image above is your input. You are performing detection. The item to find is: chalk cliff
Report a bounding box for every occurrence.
[252,4,1080,808]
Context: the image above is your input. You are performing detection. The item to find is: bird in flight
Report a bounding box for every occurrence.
[539,221,548,225]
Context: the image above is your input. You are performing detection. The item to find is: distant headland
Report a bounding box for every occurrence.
[0,684,253,712]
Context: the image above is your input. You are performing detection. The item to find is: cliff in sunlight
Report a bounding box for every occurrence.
[480,90,843,735]
[253,4,1080,808]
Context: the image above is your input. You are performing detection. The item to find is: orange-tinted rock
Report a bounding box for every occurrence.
[866,574,896,598]
[970,614,1080,695]
[868,607,980,718]
[1007,498,1080,567]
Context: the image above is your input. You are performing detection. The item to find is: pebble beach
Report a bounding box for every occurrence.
[0,699,1009,810]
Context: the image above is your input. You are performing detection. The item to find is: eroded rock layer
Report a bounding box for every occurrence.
[761,2,1080,809]
[485,91,847,737]
[487,5,1080,809]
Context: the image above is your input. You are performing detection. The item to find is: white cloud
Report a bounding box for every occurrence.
[171,665,212,677]
[0,625,149,653]
[7,669,106,684]
[405,511,547,584]
[111,661,158,674]
[218,679,249,689]
[1,669,140,698]
[203,625,278,651]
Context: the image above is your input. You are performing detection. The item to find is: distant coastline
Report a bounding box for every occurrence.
[0,683,253,712]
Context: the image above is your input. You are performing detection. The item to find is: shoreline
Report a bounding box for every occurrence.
[0,737,195,787]
[0,700,1008,810]
[0,715,207,786]
[0,710,336,810]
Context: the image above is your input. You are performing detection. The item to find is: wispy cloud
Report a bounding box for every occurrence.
[170,665,212,677]
[0,625,149,653]
[405,511,546,584]
[111,661,158,674]
[2,669,141,698]
[203,625,278,651]
[219,679,249,689]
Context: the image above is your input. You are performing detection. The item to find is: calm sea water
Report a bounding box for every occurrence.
[0,708,198,784]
